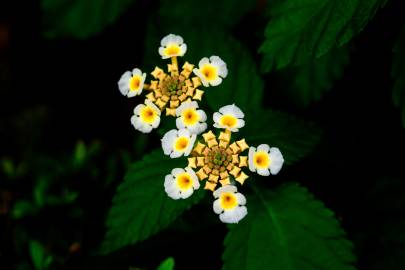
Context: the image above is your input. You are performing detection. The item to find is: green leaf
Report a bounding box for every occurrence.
[157,257,175,270]
[392,25,405,127]
[260,0,388,71]
[144,25,263,114]
[243,110,322,165]
[29,240,53,270]
[41,0,135,39]
[158,0,256,27]
[12,200,37,219]
[223,183,356,270]
[279,46,350,107]
[101,150,205,254]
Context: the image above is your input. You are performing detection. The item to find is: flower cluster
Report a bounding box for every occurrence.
[118,34,228,133]
[161,104,285,223]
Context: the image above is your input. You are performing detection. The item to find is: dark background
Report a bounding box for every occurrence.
[1,0,405,269]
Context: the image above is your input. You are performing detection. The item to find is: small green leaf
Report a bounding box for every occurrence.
[29,240,53,270]
[73,140,87,167]
[223,183,356,270]
[41,0,136,39]
[157,257,175,270]
[1,158,15,178]
[279,46,350,107]
[12,200,37,219]
[392,25,405,127]
[243,110,322,165]
[101,150,205,254]
[260,0,388,71]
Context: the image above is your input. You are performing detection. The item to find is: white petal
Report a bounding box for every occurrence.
[198,57,209,68]
[219,104,244,118]
[158,46,165,57]
[171,168,185,177]
[170,151,183,158]
[161,130,178,155]
[131,68,142,76]
[180,188,193,199]
[133,104,145,115]
[118,71,131,96]
[164,174,175,189]
[213,112,222,124]
[179,43,187,56]
[145,99,161,116]
[178,128,191,138]
[236,193,246,206]
[213,185,237,198]
[220,206,247,223]
[210,76,222,86]
[236,119,245,129]
[269,147,284,175]
[176,117,186,129]
[184,134,196,156]
[193,68,209,87]
[185,167,200,189]
[257,168,270,176]
[257,144,270,153]
[151,115,161,128]
[248,147,256,172]
[213,199,223,214]
[197,109,207,122]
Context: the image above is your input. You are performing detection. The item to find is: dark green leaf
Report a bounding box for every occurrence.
[12,200,37,219]
[158,0,256,27]
[144,25,263,114]
[157,257,175,270]
[101,150,205,254]
[223,183,356,270]
[243,110,322,165]
[29,240,53,270]
[260,0,387,71]
[392,25,405,127]
[280,46,350,106]
[41,0,135,39]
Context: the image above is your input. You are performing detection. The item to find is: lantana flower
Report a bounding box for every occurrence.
[161,128,196,158]
[248,144,284,176]
[161,104,285,224]
[118,68,146,97]
[175,101,207,134]
[131,100,161,133]
[213,185,247,223]
[213,104,245,132]
[118,33,228,133]
[164,167,200,199]
[193,56,228,87]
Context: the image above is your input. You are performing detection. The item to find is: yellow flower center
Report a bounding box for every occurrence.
[220,114,238,128]
[220,192,238,210]
[254,151,270,169]
[176,173,193,191]
[164,44,181,56]
[201,64,218,81]
[174,136,189,152]
[140,106,157,124]
[129,75,142,91]
[182,108,200,125]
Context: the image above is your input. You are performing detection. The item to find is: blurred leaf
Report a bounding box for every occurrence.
[280,46,350,107]
[46,190,78,205]
[41,0,135,39]
[29,240,53,270]
[1,157,15,178]
[34,178,48,207]
[158,0,256,27]
[243,110,322,165]
[12,200,37,219]
[157,257,175,270]
[73,141,86,167]
[392,25,405,127]
[144,25,263,114]
[260,0,388,71]
[223,183,356,270]
[101,150,205,254]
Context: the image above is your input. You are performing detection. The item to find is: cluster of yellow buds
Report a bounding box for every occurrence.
[117,34,228,133]
[162,104,285,223]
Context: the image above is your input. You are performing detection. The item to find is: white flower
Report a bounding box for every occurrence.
[213,185,247,224]
[161,128,196,158]
[118,68,146,97]
[248,144,284,176]
[193,56,228,87]
[131,100,161,133]
[213,104,245,132]
[164,167,200,199]
[175,101,207,134]
[158,34,187,59]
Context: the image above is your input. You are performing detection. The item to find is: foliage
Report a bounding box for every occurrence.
[260,0,388,71]
[223,183,356,270]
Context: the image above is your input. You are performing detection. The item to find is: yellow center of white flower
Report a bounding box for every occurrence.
[220,192,238,210]
[182,108,200,125]
[174,136,189,152]
[164,44,181,56]
[140,106,157,124]
[176,173,193,191]
[129,75,142,91]
[220,114,238,128]
[201,64,218,81]
[253,151,270,169]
